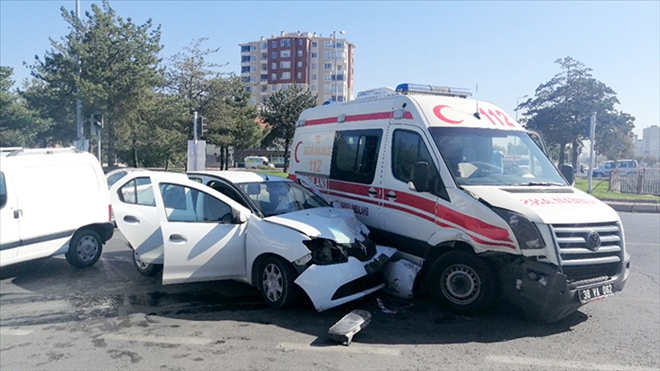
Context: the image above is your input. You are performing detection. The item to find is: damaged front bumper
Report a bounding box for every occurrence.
[295,245,397,312]
[499,255,630,323]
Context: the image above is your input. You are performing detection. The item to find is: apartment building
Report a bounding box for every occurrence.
[635,125,660,159]
[239,31,354,107]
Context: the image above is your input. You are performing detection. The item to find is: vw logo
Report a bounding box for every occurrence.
[585,230,601,251]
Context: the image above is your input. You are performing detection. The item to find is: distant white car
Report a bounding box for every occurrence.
[109,170,396,311]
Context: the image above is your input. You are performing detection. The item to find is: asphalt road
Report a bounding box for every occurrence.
[1,212,658,370]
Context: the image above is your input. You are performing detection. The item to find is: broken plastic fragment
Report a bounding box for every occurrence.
[327,309,372,346]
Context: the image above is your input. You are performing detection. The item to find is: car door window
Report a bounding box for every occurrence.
[118,177,156,206]
[159,183,234,223]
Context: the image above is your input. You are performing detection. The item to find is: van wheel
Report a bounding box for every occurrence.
[428,250,495,314]
[133,250,163,276]
[259,256,299,309]
[65,229,103,268]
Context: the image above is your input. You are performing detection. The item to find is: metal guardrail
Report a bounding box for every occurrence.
[610,168,660,196]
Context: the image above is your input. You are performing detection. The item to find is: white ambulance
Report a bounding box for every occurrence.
[289,83,630,322]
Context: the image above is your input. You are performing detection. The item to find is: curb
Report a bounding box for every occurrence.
[605,202,660,214]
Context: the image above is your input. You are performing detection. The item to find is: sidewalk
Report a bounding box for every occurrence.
[602,199,660,214]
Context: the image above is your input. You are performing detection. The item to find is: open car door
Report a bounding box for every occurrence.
[152,176,252,285]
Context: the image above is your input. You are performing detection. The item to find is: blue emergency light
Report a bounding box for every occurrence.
[395,83,471,98]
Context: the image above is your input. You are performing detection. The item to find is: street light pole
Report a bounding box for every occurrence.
[515,94,528,122]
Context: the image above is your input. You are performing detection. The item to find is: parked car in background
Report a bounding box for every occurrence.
[0,147,114,268]
[592,159,638,177]
[109,170,396,311]
[244,156,275,169]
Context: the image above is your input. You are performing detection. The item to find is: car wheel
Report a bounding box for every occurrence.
[260,256,299,309]
[428,250,495,314]
[133,250,163,276]
[65,229,103,268]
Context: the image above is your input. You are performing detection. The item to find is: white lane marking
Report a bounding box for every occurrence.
[0,328,34,336]
[279,342,400,356]
[102,334,213,345]
[486,355,651,371]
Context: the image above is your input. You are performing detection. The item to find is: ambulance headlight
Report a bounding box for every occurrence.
[492,207,545,250]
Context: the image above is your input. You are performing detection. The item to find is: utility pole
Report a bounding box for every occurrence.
[588,112,597,193]
[73,0,87,151]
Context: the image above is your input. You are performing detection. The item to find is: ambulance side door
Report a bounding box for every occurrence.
[380,123,450,257]
[328,128,384,231]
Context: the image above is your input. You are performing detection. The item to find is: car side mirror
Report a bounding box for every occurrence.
[411,161,429,193]
[560,164,574,185]
[234,209,249,224]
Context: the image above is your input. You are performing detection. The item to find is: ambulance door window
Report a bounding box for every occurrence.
[330,129,382,184]
[392,129,449,201]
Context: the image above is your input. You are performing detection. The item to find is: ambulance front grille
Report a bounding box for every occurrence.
[551,222,624,283]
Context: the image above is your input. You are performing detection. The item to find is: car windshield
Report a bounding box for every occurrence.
[429,127,567,186]
[236,180,329,217]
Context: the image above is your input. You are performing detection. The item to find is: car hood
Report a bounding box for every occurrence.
[463,185,620,224]
[264,207,369,244]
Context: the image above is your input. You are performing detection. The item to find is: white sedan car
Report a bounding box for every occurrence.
[109,170,396,311]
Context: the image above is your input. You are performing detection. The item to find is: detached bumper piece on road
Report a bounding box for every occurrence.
[328,309,372,346]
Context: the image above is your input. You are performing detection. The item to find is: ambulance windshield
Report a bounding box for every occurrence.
[429,127,567,186]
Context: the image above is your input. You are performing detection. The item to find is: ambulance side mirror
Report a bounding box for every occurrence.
[560,164,575,185]
[411,161,429,193]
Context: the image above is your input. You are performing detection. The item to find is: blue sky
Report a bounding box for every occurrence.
[1,1,658,137]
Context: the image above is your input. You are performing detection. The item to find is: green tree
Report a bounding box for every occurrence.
[0,66,51,147]
[261,86,317,172]
[28,0,163,165]
[519,57,635,169]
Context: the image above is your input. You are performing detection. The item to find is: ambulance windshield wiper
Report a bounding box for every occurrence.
[513,182,565,186]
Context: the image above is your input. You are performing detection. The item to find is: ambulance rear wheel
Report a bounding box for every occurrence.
[428,250,495,314]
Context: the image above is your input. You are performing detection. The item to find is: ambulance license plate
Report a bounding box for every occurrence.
[578,283,614,304]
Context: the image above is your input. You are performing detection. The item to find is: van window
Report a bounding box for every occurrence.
[0,172,6,209]
[392,129,449,201]
[330,129,382,184]
[118,177,156,206]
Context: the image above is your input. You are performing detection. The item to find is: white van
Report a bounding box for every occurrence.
[0,148,114,268]
[244,156,275,169]
[289,83,630,322]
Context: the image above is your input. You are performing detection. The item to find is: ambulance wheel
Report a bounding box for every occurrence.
[65,229,103,268]
[259,256,299,309]
[428,250,495,314]
[133,250,162,276]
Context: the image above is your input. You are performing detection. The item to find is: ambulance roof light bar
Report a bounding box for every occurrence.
[395,83,472,98]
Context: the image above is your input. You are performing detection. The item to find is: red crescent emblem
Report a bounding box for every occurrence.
[294,141,302,163]
[433,105,463,124]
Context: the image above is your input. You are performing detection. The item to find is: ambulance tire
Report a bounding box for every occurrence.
[428,250,495,315]
[259,256,299,310]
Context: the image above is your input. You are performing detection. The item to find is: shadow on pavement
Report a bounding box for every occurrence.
[0,249,588,346]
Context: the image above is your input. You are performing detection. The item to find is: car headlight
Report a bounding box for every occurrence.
[303,238,349,265]
[492,207,545,249]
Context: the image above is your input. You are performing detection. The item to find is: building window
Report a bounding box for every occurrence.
[271,73,277,80]
[335,42,344,48]
[311,63,317,70]
[251,66,256,72]
[281,84,289,90]
[263,97,268,104]
[241,66,250,73]
[280,50,291,58]
[251,45,257,51]
[261,85,267,92]
[311,52,317,58]
[311,85,317,91]
[251,55,256,62]
[250,76,257,83]
[324,63,332,70]
[241,45,251,53]
[297,72,302,79]
[280,39,290,47]
[312,74,317,80]
[324,74,332,81]
[241,56,251,63]
[281,72,291,79]
[262,64,267,71]
[324,52,334,59]
[312,41,318,48]
[280,61,291,68]
[337,65,343,71]
[271,62,277,70]
[324,84,331,92]
[271,85,277,91]
[246,86,252,92]
[298,39,303,46]
[297,50,303,57]
[297,83,305,89]
[297,61,303,68]
[324,41,332,48]
[261,75,268,82]
[261,42,268,50]
[271,52,277,59]
[242,76,250,83]
[261,53,268,60]
[324,94,331,101]
[271,40,277,48]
